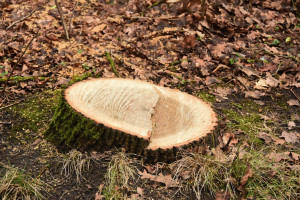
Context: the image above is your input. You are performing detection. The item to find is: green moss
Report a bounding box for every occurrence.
[221,100,264,147]
[197,91,216,103]
[0,76,51,83]
[10,90,61,133]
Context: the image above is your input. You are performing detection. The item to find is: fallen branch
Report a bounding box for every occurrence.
[1,30,40,96]
[54,0,69,40]
[291,89,300,101]
[68,0,79,36]
[6,10,36,30]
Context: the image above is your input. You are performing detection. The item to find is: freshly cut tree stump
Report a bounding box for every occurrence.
[44,78,218,162]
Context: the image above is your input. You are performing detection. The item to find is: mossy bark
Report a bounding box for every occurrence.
[44,91,149,154]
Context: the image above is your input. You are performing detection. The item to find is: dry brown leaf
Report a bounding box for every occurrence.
[211,43,226,57]
[95,184,104,200]
[244,90,265,99]
[267,152,292,162]
[154,173,179,188]
[205,76,219,85]
[212,145,227,163]
[139,170,179,188]
[55,77,71,86]
[90,24,107,34]
[183,34,197,48]
[280,131,299,144]
[237,76,251,89]
[258,132,273,144]
[255,73,280,89]
[274,138,285,145]
[239,165,253,187]
[215,190,230,200]
[291,152,300,161]
[137,187,144,197]
[288,121,296,130]
[238,66,260,77]
[31,138,42,146]
[287,99,300,106]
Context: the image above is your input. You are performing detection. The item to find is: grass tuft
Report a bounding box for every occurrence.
[170,151,235,200]
[61,149,90,183]
[103,151,138,199]
[0,163,46,200]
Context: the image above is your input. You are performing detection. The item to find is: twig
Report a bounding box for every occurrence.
[6,10,36,30]
[117,40,164,67]
[263,49,300,63]
[105,52,121,77]
[68,0,79,36]
[1,30,40,96]
[54,0,69,40]
[0,99,24,110]
[291,89,300,101]
[0,121,11,124]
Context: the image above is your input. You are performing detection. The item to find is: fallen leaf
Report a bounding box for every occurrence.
[55,77,71,86]
[95,184,104,200]
[154,173,179,188]
[90,24,107,34]
[211,43,226,57]
[222,132,233,145]
[205,76,219,85]
[280,131,299,144]
[267,152,292,162]
[255,73,280,89]
[212,145,227,163]
[291,152,300,161]
[244,90,266,99]
[238,66,260,77]
[91,151,107,160]
[287,99,300,106]
[258,132,273,144]
[31,139,41,146]
[144,165,155,173]
[139,170,179,188]
[237,76,251,89]
[137,187,144,197]
[239,165,253,187]
[288,121,296,130]
[184,34,197,48]
[274,138,285,145]
[215,190,230,200]
[255,100,265,106]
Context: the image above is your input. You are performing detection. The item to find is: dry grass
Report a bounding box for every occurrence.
[0,163,46,200]
[61,149,90,183]
[170,149,299,200]
[170,151,235,200]
[103,151,139,199]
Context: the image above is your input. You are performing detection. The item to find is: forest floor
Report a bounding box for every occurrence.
[0,0,299,199]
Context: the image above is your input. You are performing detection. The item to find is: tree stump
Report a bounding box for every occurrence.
[44,78,218,162]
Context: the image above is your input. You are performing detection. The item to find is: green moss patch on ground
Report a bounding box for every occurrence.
[9,90,61,134]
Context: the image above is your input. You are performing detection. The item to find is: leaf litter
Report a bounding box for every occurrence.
[0,0,299,199]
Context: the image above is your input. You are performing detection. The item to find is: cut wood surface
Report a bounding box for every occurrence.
[45,78,218,161]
